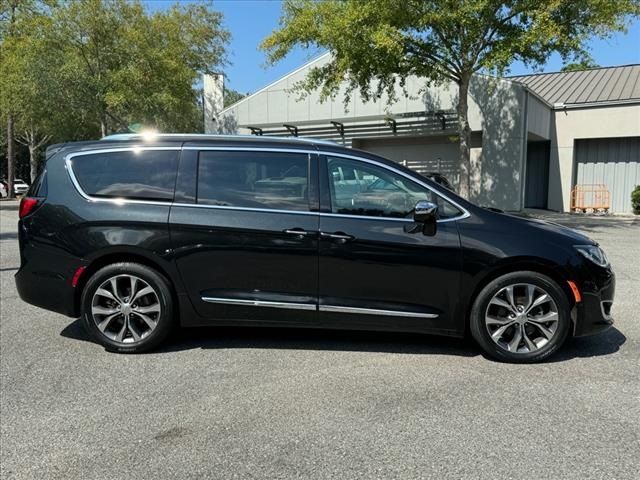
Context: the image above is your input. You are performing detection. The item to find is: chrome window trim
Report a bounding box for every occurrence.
[184,147,470,222]
[183,146,316,154]
[319,304,438,319]
[201,297,316,311]
[65,147,182,206]
[173,202,317,216]
[319,212,413,223]
[65,145,471,223]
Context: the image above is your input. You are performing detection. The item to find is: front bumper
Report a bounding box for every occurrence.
[573,267,615,337]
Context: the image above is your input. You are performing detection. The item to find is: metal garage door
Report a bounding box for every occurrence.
[355,136,460,185]
[575,137,640,213]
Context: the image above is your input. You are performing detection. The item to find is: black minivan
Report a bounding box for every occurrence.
[16,134,615,362]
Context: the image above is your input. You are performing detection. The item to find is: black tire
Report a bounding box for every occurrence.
[470,271,571,363]
[81,262,175,353]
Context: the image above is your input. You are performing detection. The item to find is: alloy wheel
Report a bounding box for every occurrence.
[485,283,559,354]
[91,274,161,344]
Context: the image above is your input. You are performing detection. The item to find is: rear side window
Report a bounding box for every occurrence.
[197,151,310,211]
[71,150,179,201]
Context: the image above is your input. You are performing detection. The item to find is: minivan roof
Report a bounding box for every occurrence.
[101,133,338,146]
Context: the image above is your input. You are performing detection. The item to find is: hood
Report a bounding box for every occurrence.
[491,210,595,245]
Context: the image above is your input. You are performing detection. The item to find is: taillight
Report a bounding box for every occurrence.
[19,197,39,218]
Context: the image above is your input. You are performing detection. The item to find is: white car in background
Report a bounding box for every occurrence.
[13,179,29,195]
[0,179,29,197]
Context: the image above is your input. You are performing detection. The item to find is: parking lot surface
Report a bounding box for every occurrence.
[1,201,639,479]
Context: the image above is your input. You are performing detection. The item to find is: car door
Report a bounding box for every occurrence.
[317,154,464,335]
[170,147,320,325]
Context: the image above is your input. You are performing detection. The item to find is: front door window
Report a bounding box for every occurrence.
[326,157,461,219]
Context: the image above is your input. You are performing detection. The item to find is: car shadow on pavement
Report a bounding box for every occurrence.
[549,327,627,362]
[60,319,626,360]
[60,319,479,357]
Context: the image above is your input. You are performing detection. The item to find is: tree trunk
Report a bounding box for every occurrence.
[456,74,472,200]
[7,115,16,199]
[29,145,38,183]
[100,110,108,137]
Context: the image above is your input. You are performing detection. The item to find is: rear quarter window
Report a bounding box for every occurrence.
[70,150,179,201]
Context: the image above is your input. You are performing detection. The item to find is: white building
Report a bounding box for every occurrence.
[206,55,640,213]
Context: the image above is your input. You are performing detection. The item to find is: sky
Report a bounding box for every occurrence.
[146,0,640,95]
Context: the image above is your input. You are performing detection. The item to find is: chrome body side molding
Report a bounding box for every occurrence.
[319,304,439,319]
[201,296,439,319]
[201,297,316,311]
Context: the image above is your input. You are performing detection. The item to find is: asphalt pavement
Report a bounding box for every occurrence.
[1,201,639,479]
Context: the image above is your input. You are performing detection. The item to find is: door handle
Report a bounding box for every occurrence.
[283,228,316,237]
[320,231,355,243]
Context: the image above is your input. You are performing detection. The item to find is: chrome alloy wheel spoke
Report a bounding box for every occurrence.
[91,274,161,344]
[485,283,559,354]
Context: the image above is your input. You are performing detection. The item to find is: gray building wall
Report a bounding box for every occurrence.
[212,54,533,211]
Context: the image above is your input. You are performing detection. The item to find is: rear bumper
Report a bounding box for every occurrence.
[15,221,83,318]
[573,268,615,337]
[15,265,79,317]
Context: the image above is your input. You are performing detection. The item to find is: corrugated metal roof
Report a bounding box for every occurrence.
[510,64,640,105]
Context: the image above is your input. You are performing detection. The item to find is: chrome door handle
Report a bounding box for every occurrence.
[320,232,355,242]
[284,228,316,237]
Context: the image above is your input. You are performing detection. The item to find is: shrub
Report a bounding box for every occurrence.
[632,185,640,215]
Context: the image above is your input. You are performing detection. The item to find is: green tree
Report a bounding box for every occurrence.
[3,9,67,181]
[1,0,230,184]
[0,0,45,195]
[262,0,639,198]
[224,87,247,108]
[561,59,601,72]
[47,0,229,136]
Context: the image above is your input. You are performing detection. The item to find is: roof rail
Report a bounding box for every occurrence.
[100,133,337,145]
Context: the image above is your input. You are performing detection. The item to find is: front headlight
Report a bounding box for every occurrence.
[574,245,609,267]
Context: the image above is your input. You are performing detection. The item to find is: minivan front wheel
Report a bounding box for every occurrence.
[470,271,571,363]
[81,262,174,353]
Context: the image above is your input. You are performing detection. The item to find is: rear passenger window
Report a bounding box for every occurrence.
[71,150,179,201]
[197,151,310,211]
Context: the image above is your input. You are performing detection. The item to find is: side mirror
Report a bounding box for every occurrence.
[407,200,438,236]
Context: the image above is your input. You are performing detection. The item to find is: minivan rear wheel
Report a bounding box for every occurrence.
[81,262,174,353]
[470,271,571,363]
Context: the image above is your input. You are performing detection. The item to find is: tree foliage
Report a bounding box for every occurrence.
[262,0,640,198]
[561,59,601,72]
[224,87,247,108]
[1,0,229,182]
[45,0,229,136]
